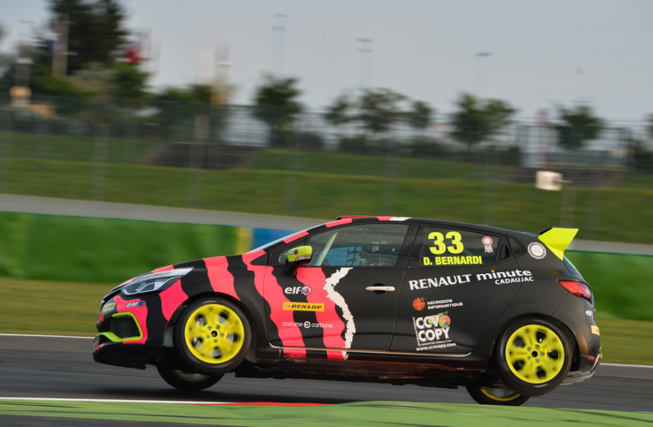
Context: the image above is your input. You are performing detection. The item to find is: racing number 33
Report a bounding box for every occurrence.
[428,231,464,255]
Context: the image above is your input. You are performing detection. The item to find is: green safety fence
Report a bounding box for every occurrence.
[0,212,251,283]
[566,250,653,321]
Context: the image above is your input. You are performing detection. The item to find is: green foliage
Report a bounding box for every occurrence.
[450,93,516,148]
[110,62,149,102]
[555,104,605,151]
[253,74,303,146]
[357,88,407,134]
[646,113,653,140]
[149,85,231,143]
[49,0,129,74]
[0,0,146,106]
[406,100,434,130]
[324,93,354,126]
[0,25,11,73]
[325,89,434,136]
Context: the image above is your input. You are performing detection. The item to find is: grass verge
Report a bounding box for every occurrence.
[0,400,651,426]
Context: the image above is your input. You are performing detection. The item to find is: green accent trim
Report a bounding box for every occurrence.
[96,312,143,343]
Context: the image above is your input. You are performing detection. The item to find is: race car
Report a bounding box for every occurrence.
[93,216,601,406]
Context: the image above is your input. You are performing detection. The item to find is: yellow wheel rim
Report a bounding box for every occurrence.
[184,303,245,364]
[504,324,565,384]
[479,387,523,402]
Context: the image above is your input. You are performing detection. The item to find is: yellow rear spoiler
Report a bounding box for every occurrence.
[538,228,578,260]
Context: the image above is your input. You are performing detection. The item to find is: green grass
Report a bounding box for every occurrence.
[1,400,652,426]
[0,277,650,366]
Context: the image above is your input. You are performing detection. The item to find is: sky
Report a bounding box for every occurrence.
[2,0,653,123]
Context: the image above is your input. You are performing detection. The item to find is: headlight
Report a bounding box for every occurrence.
[120,267,193,296]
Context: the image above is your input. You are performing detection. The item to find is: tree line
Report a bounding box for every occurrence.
[1,0,653,155]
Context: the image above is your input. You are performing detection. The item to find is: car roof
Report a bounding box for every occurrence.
[330,216,537,240]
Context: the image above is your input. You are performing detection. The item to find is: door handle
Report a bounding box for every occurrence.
[365,285,396,292]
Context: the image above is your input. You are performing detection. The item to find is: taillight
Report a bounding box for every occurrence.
[558,280,592,302]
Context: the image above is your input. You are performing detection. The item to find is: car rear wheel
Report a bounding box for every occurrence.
[465,384,530,406]
[174,297,251,375]
[156,366,223,391]
[495,318,571,396]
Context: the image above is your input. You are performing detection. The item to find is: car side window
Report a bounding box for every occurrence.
[306,223,410,267]
[419,226,501,267]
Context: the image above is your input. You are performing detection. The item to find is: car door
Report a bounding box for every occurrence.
[264,221,415,357]
[390,224,522,354]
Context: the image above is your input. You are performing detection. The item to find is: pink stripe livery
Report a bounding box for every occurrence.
[113,294,148,345]
[243,250,307,358]
[204,256,239,301]
[298,268,347,360]
[159,280,188,321]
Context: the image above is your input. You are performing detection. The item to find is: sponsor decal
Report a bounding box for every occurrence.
[528,242,547,259]
[413,297,426,311]
[586,309,594,318]
[409,274,472,290]
[423,256,483,266]
[413,312,455,351]
[482,236,494,253]
[476,269,533,285]
[282,321,334,329]
[283,302,324,312]
[591,325,600,336]
[284,285,312,296]
[101,302,116,314]
[413,298,463,311]
[126,300,146,308]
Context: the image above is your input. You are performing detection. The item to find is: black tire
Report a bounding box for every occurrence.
[494,318,571,396]
[174,297,252,376]
[156,366,223,391]
[465,384,531,406]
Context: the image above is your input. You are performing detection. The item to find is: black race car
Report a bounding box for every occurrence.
[94,216,601,406]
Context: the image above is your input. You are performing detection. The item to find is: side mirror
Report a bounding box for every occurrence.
[285,245,313,276]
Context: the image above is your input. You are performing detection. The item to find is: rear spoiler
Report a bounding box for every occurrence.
[538,228,578,260]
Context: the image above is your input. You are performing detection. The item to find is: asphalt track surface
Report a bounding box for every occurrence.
[1,335,652,414]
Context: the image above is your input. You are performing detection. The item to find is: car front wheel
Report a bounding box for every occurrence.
[174,297,252,375]
[494,318,571,396]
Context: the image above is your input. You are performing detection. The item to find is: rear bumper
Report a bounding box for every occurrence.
[562,346,602,386]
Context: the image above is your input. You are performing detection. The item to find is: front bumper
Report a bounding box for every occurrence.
[94,294,155,368]
[93,338,152,369]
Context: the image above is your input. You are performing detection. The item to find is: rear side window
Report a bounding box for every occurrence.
[419,226,501,267]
